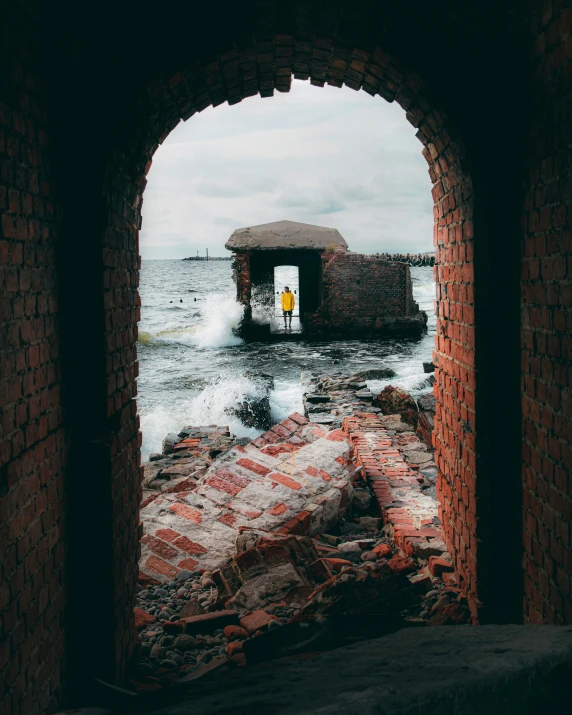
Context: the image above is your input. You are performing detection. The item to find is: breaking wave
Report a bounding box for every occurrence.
[138,294,244,349]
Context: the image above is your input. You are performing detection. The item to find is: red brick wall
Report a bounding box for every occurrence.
[317,251,418,319]
[0,11,67,715]
[521,1,572,625]
[420,131,479,612]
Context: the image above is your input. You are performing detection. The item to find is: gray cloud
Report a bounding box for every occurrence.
[140,81,433,259]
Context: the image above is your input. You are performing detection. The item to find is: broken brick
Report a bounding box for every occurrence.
[240,610,280,634]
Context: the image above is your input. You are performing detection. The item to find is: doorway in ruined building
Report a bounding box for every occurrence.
[272,265,301,333]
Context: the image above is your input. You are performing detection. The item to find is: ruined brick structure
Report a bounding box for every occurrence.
[227,220,424,335]
[307,250,425,336]
[1,0,571,713]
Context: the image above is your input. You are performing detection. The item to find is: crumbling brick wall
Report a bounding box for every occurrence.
[521,0,572,625]
[0,9,67,715]
[322,251,418,317]
[232,252,252,308]
[305,251,421,334]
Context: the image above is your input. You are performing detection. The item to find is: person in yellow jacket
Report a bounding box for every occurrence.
[281,286,295,329]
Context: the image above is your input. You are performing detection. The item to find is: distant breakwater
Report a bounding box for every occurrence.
[182,256,232,261]
[378,253,435,267]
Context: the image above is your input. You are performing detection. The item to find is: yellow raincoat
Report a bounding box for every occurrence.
[281,291,295,311]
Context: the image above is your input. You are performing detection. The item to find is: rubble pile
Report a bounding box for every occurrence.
[142,426,248,507]
[139,413,353,580]
[131,372,468,693]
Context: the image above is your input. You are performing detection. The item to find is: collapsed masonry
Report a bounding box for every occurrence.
[132,376,469,691]
[226,220,427,338]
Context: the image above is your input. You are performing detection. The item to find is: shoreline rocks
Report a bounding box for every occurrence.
[130,368,470,694]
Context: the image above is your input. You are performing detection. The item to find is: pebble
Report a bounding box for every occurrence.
[174,635,196,651]
[431,594,451,613]
[161,659,178,670]
[361,551,378,562]
[150,645,166,659]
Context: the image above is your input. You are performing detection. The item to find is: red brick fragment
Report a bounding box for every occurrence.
[142,535,179,560]
[178,557,199,571]
[155,528,180,542]
[217,513,238,527]
[268,472,302,490]
[226,640,243,656]
[289,412,308,425]
[216,468,250,488]
[169,502,202,524]
[146,555,179,578]
[240,610,279,634]
[236,458,271,476]
[268,502,289,516]
[428,556,454,576]
[223,625,248,640]
[179,610,240,635]
[173,536,207,555]
[326,429,347,442]
[271,424,291,438]
[323,557,353,572]
[205,475,243,496]
[261,443,298,457]
[134,607,156,629]
[373,543,392,558]
[386,555,416,574]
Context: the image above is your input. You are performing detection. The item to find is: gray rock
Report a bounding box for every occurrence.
[353,490,372,512]
[149,453,163,461]
[162,433,179,454]
[361,551,378,562]
[309,413,336,424]
[174,635,197,652]
[161,659,178,670]
[412,538,448,559]
[353,368,396,380]
[418,392,437,412]
[150,645,166,659]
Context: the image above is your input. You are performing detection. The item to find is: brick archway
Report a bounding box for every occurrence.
[88,30,489,681]
[7,2,570,711]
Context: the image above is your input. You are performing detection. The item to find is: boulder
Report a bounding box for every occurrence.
[417,392,437,413]
[352,368,396,380]
[374,386,418,426]
[162,433,179,454]
[231,372,274,431]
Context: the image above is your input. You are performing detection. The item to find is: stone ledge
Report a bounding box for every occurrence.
[130,625,572,714]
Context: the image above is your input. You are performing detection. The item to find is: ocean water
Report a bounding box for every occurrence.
[138,260,436,460]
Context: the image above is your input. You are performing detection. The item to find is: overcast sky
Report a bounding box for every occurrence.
[140,81,434,259]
